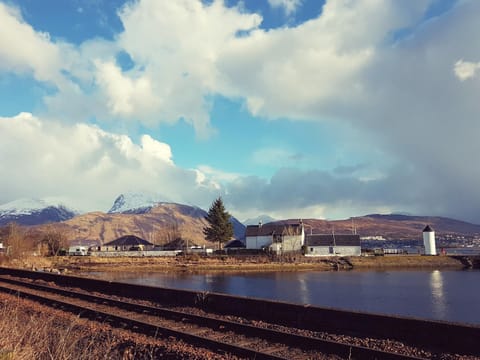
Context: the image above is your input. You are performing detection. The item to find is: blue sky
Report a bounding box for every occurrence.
[1,0,480,223]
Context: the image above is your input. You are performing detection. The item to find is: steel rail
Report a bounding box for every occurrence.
[0,276,423,360]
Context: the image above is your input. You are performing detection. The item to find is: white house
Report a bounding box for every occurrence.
[245,221,305,253]
[304,234,361,256]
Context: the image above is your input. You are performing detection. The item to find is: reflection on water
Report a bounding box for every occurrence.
[297,274,309,304]
[430,270,447,319]
[86,269,480,325]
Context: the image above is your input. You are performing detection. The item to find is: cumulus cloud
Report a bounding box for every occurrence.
[454,59,480,81]
[4,0,480,223]
[94,60,159,118]
[216,0,431,120]
[0,3,64,84]
[112,0,262,136]
[0,113,221,212]
[220,0,480,223]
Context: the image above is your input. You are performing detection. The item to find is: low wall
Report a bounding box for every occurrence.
[0,267,478,356]
[89,250,181,257]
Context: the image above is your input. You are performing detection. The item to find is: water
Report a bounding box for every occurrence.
[87,269,480,325]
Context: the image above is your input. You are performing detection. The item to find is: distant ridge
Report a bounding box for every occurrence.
[268,214,480,240]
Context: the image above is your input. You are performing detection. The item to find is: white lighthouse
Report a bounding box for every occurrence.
[423,225,436,255]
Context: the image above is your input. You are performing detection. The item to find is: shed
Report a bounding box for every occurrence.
[304,234,361,256]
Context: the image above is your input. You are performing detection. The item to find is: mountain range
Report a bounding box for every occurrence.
[0,194,245,246]
[1,194,480,246]
[299,214,480,239]
[0,198,77,226]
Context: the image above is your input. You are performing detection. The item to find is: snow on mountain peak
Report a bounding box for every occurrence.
[0,198,65,216]
[108,192,171,214]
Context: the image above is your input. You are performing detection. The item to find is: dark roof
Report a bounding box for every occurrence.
[245,223,303,237]
[224,239,246,248]
[423,225,434,232]
[305,234,360,247]
[104,235,153,246]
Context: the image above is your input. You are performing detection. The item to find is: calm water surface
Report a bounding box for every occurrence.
[87,269,480,325]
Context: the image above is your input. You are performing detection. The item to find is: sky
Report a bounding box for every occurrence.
[1,0,480,223]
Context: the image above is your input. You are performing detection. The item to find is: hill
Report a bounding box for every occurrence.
[299,214,480,239]
[33,202,245,247]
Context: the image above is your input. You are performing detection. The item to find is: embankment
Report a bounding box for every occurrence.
[4,254,472,273]
[346,255,465,269]
[50,254,471,273]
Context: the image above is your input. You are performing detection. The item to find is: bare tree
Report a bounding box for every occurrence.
[154,221,182,247]
[3,222,32,259]
[41,226,68,257]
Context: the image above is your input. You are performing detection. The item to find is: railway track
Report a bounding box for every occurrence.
[0,274,425,360]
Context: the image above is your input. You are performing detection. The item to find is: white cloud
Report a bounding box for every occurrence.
[94,60,159,118]
[0,113,220,212]
[0,3,64,85]
[217,0,430,120]
[268,0,302,15]
[113,0,262,136]
[454,59,480,81]
[5,0,480,222]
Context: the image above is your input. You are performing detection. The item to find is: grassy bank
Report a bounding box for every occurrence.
[1,254,468,274]
[346,255,465,269]
[48,254,468,273]
[52,255,335,273]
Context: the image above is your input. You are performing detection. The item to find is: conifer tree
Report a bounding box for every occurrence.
[203,197,234,250]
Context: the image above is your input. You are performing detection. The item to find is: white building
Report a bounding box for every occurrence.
[304,234,361,256]
[245,221,304,253]
[68,246,88,256]
[423,225,436,255]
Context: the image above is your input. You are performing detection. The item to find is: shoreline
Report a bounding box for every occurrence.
[39,254,470,273]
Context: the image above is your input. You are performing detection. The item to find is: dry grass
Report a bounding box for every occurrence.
[0,293,231,360]
[52,255,334,273]
[347,255,464,268]
[0,297,112,359]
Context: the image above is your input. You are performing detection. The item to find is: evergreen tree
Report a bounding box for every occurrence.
[203,197,234,250]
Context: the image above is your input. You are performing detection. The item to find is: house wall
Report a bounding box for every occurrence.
[97,245,154,252]
[279,234,304,252]
[246,235,272,249]
[305,246,361,256]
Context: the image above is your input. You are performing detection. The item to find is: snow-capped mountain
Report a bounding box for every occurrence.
[107,192,246,239]
[0,198,77,226]
[108,192,171,214]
